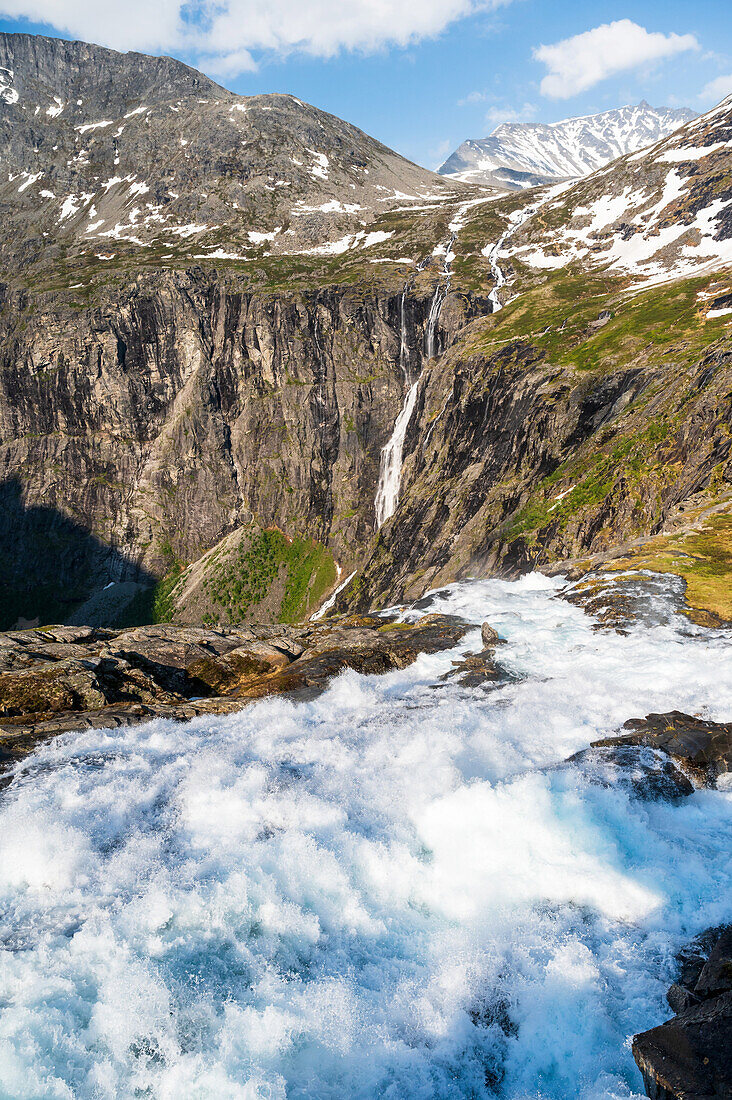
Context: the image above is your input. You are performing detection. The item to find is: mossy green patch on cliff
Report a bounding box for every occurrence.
[468,268,732,373]
[503,415,680,542]
[606,507,732,622]
[202,529,336,624]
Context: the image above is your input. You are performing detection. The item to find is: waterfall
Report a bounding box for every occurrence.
[311,569,357,620]
[374,236,455,530]
[398,285,409,381]
[374,378,420,528]
[374,199,485,530]
[425,233,455,359]
[484,199,551,312]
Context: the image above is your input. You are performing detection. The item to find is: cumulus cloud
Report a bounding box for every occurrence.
[484,101,535,128]
[0,0,514,71]
[458,90,489,106]
[699,73,732,105]
[533,20,699,99]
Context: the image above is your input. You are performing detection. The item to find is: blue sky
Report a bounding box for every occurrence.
[0,0,729,168]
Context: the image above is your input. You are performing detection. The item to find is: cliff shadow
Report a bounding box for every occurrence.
[0,478,155,629]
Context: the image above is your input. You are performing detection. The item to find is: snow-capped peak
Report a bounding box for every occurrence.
[439,102,696,190]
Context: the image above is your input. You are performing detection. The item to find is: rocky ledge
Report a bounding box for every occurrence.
[633,926,732,1099]
[0,614,469,775]
[592,711,732,787]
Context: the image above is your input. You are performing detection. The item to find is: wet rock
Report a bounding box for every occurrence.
[186,643,294,695]
[442,649,508,688]
[563,572,688,632]
[592,711,732,787]
[694,928,732,1000]
[0,614,469,775]
[666,982,700,1015]
[481,622,502,648]
[566,744,695,802]
[633,927,732,1100]
[0,659,109,716]
[633,991,732,1099]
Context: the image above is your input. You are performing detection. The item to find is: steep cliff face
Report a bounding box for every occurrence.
[1,34,731,629]
[0,267,481,625]
[341,327,732,611]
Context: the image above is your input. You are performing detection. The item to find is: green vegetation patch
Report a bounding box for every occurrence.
[608,508,732,622]
[203,529,336,624]
[503,416,678,542]
[467,267,732,373]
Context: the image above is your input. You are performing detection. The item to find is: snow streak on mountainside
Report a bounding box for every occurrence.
[0,33,461,267]
[498,95,732,288]
[439,102,695,190]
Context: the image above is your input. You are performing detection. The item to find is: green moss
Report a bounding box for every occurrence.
[609,509,732,621]
[203,529,336,624]
[468,267,732,374]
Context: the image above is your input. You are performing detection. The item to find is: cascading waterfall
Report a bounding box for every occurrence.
[484,186,568,311]
[374,375,421,528]
[398,285,409,381]
[374,234,456,529]
[486,205,538,312]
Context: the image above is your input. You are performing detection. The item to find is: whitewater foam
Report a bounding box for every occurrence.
[0,572,730,1098]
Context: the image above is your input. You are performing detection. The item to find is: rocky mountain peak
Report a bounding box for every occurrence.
[0,32,460,273]
[439,101,696,190]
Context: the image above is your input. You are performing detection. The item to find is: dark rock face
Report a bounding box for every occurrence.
[0,613,468,774]
[633,928,732,1099]
[592,711,732,787]
[339,338,732,612]
[565,744,695,802]
[0,270,481,626]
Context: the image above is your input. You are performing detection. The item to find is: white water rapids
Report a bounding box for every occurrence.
[1,572,731,1099]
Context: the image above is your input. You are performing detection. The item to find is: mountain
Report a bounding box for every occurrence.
[0,32,730,634]
[0,32,460,271]
[438,101,695,189]
[342,94,732,616]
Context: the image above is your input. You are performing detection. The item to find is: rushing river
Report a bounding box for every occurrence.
[1,573,731,1099]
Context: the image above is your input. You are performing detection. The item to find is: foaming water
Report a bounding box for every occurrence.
[1,573,731,1098]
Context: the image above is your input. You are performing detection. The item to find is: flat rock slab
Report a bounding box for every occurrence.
[592,711,732,787]
[0,613,470,776]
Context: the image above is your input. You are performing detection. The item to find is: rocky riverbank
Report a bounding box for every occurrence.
[633,926,732,1099]
[0,613,470,773]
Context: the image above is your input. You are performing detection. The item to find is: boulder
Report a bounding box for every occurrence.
[633,992,732,1099]
[633,927,732,1099]
[481,622,502,648]
[566,744,694,802]
[592,711,732,787]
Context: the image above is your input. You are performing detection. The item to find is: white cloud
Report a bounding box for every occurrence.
[0,0,514,72]
[484,101,535,128]
[458,90,488,106]
[699,73,732,104]
[533,20,699,99]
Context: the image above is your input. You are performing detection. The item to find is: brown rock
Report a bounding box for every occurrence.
[592,711,732,787]
[632,991,732,1099]
[481,622,501,648]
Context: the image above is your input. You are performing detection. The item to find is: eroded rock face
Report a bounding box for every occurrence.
[339,339,732,613]
[0,614,469,774]
[633,927,732,1100]
[0,268,489,628]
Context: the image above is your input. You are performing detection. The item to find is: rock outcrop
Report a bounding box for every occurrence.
[633,927,732,1099]
[592,711,732,787]
[0,613,469,774]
